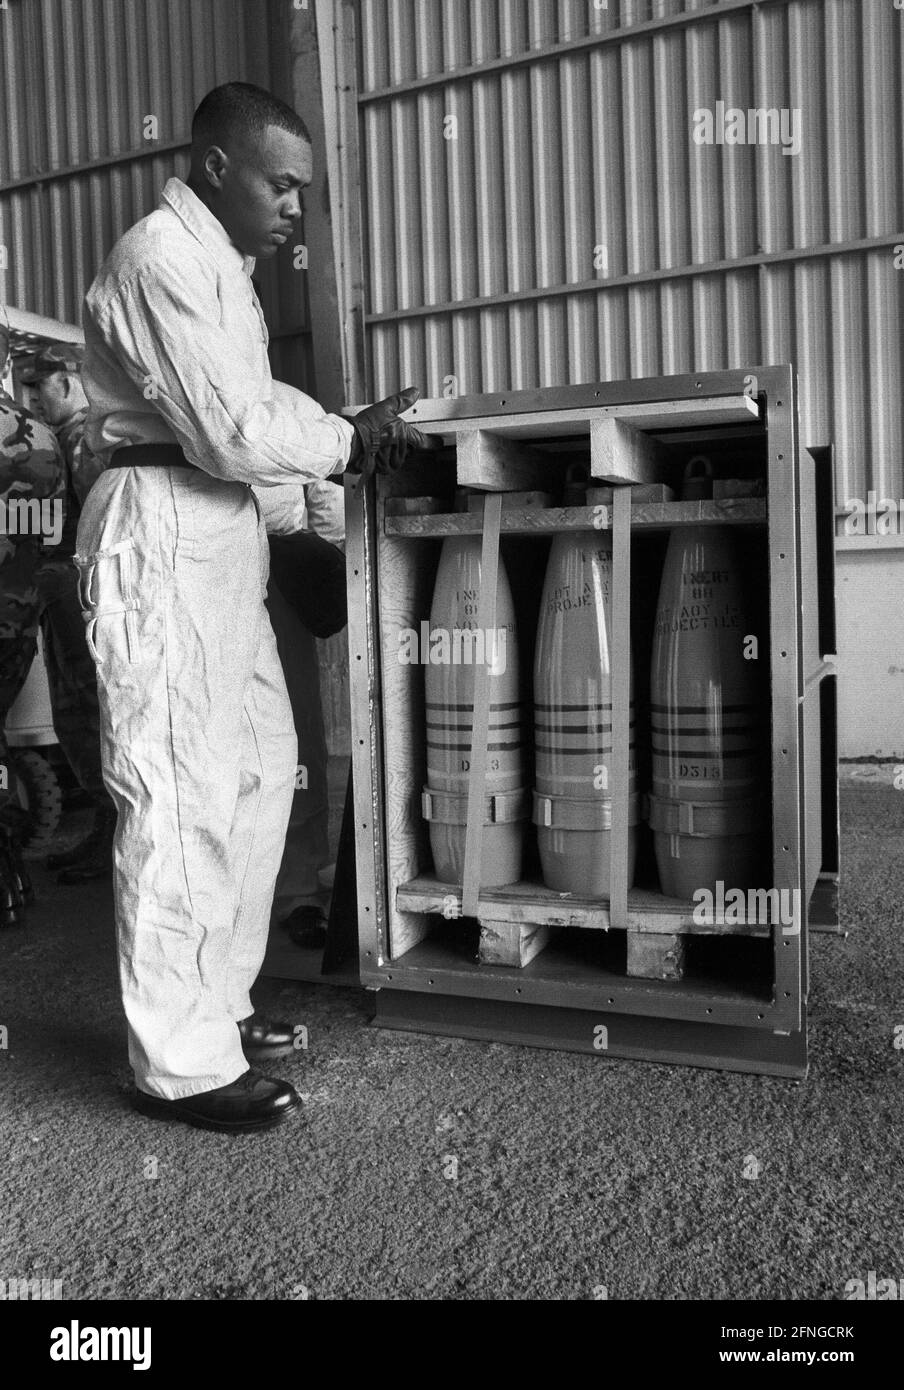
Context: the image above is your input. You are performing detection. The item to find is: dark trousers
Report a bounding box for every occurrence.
[265,531,347,915]
[0,545,42,821]
[267,530,347,639]
[0,625,40,823]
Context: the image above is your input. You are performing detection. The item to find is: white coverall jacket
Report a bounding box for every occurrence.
[76,177,354,1099]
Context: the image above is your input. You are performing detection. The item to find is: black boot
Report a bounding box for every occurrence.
[56,802,116,885]
[46,800,115,872]
[0,834,26,927]
[12,845,34,905]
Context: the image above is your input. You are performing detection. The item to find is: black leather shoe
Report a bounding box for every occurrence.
[284,904,328,950]
[237,1013,298,1061]
[132,1068,301,1133]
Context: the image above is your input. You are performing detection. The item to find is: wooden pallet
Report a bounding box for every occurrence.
[478,920,686,980]
[395,875,772,981]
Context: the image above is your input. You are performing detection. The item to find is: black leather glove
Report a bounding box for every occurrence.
[347,386,438,484]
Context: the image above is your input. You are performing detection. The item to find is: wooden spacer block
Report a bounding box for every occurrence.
[383,496,448,516]
[478,919,552,967]
[712,478,766,499]
[456,429,548,491]
[591,416,666,485]
[626,930,686,981]
[587,483,675,504]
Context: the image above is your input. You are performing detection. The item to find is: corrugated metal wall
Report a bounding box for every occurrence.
[356,0,904,510]
[0,0,349,751]
[0,0,315,388]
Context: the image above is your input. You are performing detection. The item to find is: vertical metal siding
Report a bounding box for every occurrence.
[1,1,348,753]
[499,0,533,391]
[0,0,294,340]
[355,0,904,514]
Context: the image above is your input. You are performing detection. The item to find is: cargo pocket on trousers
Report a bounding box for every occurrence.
[73,538,142,666]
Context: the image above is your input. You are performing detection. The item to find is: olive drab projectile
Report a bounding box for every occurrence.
[533,526,638,895]
[421,494,532,888]
[648,457,765,898]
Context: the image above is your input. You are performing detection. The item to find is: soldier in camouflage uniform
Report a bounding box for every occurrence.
[23,345,113,883]
[0,319,66,925]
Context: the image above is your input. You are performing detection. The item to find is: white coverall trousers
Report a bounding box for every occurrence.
[75,465,297,1099]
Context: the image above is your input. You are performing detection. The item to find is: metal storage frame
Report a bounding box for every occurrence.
[346,365,837,1077]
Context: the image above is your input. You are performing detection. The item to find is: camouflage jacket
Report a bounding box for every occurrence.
[0,388,66,570]
[56,406,105,507]
[53,405,106,558]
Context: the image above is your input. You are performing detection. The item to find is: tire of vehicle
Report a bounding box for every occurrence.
[9,750,64,857]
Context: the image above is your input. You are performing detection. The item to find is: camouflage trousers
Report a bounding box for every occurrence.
[36,558,106,800]
[0,552,106,821]
[0,546,41,822]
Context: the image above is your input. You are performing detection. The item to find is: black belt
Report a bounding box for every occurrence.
[108,443,201,470]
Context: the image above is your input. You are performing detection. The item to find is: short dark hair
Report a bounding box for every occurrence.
[192,82,311,152]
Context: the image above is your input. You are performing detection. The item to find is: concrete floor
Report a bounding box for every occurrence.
[0,779,901,1301]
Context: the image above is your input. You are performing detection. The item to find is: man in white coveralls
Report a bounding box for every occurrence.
[77,82,426,1133]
